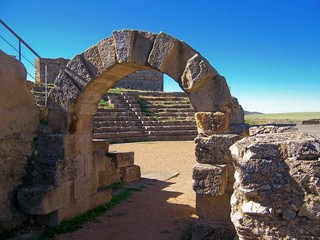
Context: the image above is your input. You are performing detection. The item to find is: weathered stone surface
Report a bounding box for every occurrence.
[148,32,178,71]
[92,139,109,153]
[196,193,233,223]
[37,134,65,158]
[112,30,135,63]
[132,31,157,65]
[195,134,239,164]
[193,163,227,196]
[64,54,93,90]
[181,53,218,91]
[74,175,97,200]
[192,218,236,240]
[106,151,134,168]
[120,165,141,183]
[195,111,230,135]
[230,132,320,239]
[17,181,73,215]
[230,97,245,125]
[188,75,233,112]
[81,45,104,75]
[249,125,298,136]
[94,154,120,187]
[0,51,38,229]
[96,37,116,70]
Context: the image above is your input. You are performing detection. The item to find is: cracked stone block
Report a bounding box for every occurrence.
[193,163,228,196]
[195,134,239,164]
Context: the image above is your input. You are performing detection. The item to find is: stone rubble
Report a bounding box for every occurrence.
[230,130,320,239]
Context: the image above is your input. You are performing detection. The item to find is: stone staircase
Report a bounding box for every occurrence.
[93,91,197,143]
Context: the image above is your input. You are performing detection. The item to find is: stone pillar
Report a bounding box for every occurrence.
[192,112,239,239]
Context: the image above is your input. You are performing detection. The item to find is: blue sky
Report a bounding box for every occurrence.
[1,0,319,113]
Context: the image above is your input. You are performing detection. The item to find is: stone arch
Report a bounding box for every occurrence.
[18,30,244,231]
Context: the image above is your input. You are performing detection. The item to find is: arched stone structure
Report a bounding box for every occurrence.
[17,30,244,236]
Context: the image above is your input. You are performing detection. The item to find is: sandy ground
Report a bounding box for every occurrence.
[56,125,320,240]
[57,141,197,240]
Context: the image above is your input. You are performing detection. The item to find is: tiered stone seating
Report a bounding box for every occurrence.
[93,91,197,143]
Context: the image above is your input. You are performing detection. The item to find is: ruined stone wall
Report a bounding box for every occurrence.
[35,58,164,91]
[0,51,38,229]
[230,126,320,239]
[113,70,163,91]
[35,58,69,83]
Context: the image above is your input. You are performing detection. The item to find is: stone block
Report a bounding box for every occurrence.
[195,111,230,135]
[31,158,69,185]
[96,37,116,70]
[196,193,233,224]
[106,151,134,168]
[17,181,73,215]
[74,175,97,200]
[64,54,93,90]
[192,218,236,240]
[181,53,218,92]
[92,139,109,153]
[120,165,141,183]
[195,134,239,164]
[148,32,178,71]
[188,75,233,112]
[37,200,85,227]
[97,157,120,187]
[47,107,67,132]
[81,45,104,76]
[132,31,157,65]
[37,134,65,159]
[193,163,228,196]
[85,188,112,210]
[112,30,135,63]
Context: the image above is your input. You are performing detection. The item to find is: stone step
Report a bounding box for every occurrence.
[151,108,195,113]
[143,125,197,131]
[146,129,198,136]
[94,120,144,127]
[156,112,195,117]
[94,125,143,132]
[147,104,192,109]
[139,96,189,101]
[93,131,149,139]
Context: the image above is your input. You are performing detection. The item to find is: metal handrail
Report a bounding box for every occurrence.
[0,19,51,106]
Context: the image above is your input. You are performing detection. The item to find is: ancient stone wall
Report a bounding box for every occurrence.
[35,58,69,84]
[230,126,320,239]
[113,70,163,91]
[0,51,38,229]
[35,58,164,91]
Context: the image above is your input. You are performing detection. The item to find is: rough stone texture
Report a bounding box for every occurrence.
[195,134,240,164]
[188,75,233,112]
[106,151,134,168]
[92,139,109,153]
[192,218,235,240]
[17,181,73,215]
[181,53,218,91]
[120,165,141,183]
[195,111,230,135]
[113,70,163,91]
[249,124,298,136]
[230,132,320,239]
[193,164,228,196]
[35,57,69,83]
[0,51,38,229]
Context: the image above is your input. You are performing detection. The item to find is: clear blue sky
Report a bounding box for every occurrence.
[1,0,319,113]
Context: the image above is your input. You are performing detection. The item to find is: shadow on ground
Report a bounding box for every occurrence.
[57,178,195,240]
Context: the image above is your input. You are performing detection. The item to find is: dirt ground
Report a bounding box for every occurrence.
[57,141,197,240]
[56,125,320,240]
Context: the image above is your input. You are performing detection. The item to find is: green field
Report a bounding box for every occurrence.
[245,112,320,125]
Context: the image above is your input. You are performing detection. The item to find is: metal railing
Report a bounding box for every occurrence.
[0,19,50,106]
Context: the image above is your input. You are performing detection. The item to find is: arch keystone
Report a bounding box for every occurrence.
[112,30,135,63]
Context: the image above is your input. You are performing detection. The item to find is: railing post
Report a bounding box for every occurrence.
[18,39,21,62]
[45,64,48,107]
